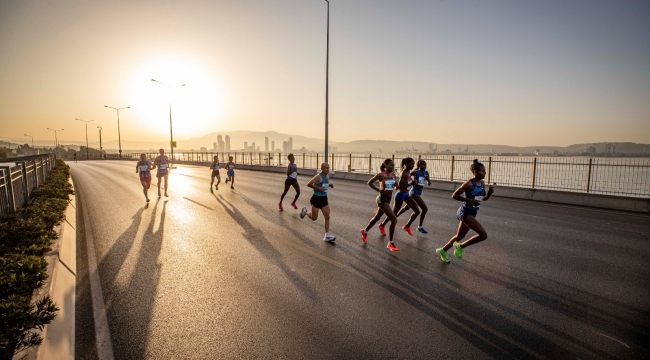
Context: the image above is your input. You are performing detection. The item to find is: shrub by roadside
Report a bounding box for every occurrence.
[0,159,73,360]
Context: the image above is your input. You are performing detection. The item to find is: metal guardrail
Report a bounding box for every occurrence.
[107,152,649,198]
[0,154,56,221]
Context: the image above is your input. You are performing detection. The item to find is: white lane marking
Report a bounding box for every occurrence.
[598,333,630,348]
[77,181,115,360]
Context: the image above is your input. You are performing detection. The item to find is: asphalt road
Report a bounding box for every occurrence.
[70,160,650,359]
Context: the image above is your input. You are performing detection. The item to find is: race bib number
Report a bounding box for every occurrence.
[290,172,298,179]
[418,177,426,186]
[384,179,395,190]
[474,196,483,208]
[139,165,149,171]
[158,164,168,170]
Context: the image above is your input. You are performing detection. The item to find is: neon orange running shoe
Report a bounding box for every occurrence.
[360,229,368,243]
[402,225,413,236]
[387,242,399,251]
[378,224,386,236]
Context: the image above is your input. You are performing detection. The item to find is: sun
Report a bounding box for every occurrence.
[125,55,226,142]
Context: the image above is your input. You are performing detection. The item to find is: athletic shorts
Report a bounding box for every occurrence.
[212,170,220,177]
[227,170,235,177]
[457,205,478,221]
[140,176,151,183]
[410,187,423,197]
[376,193,392,206]
[157,169,168,177]
[395,191,410,201]
[310,195,329,209]
[285,178,297,186]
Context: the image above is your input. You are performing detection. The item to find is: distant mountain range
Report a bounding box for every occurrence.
[2,131,649,156]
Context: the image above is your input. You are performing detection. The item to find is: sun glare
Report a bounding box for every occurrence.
[126,55,226,141]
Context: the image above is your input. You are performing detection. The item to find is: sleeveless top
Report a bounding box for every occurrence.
[397,170,412,192]
[157,156,169,173]
[287,163,298,179]
[137,160,151,178]
[414,169,428,188]
[464,179,486,208]
[379,171,396,192]
[313,173,329,196]
[212,160,220,171]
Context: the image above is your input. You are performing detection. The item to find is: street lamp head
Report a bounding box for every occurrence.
[104,105,108,107]
[126,106,130,108]
[151,79,156,82]
[181,84,186,86]
[97,126,102,129]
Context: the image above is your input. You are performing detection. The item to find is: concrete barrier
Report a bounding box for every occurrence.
[117,159,650,214]
[15,179,76,360]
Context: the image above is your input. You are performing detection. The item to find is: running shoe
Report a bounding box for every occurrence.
[158,190,161,198]
[417,226,428,234]
[215,185,218,191]
[378,224,386,236]
[164,192,169,197]
[300,207,307,219]
[210,187,213,193]
[360,229,368,243]
[387,242,399,251]
[279,203,284,211]
[453,242,463,260]
[230,186,234,189]
[403,225,413,236]
[225,178,229,183]
[146,198,150,203]
[291,202,298,210]
[436,248,450,263]
[324,234,336,242]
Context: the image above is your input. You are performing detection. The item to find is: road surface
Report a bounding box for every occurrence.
[70,160,650,359]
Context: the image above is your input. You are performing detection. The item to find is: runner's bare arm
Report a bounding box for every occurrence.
[367,173,382,192]
[452,180,478,206]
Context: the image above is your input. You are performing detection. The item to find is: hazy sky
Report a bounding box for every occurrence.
[1,0,649,147]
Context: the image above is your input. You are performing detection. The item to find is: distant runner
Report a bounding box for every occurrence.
[136,153,154,202]
[378,157,420,236]
[360,158,400,251]
[279,153,300,211]
[300,162,335,242]
[154,148,171,197]
[225,156,235,189]
[210,155,221,193]
[73,153,77,163]
[436,159,495,263]
[392,159,431,234]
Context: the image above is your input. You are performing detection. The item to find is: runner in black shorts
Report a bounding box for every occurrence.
[300,162,335,242]
[210,155,221,193]
[360,158,400,251]
[279,153,300,211]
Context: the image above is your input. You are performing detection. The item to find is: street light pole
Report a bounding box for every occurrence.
[47,128,63,157]
[97,126,103,159]
[24,134,34,154]
[324,0,330,163]
[104,105,130,158]
[75,118,94,160]
[151,79,185,162]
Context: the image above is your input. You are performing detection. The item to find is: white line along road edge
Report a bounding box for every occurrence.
[77,182,115,360]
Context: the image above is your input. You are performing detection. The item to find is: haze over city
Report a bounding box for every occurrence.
[1,0,649,147]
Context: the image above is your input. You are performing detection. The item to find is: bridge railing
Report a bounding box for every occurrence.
[108,152,649,198]
[0,154,56,221]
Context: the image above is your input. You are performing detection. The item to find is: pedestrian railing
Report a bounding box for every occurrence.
[0,154,56,221]
[110,152,650,198]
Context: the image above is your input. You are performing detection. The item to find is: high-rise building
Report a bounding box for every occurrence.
[225,135,230,151]
[271,141,275,152]
[252,142,255,151]
[217,135,224,151]
[244,142,248,151]
[288,137,293,152]
[265,137,269,152]
[213,142,217,151]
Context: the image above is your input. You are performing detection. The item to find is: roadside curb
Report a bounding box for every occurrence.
[14,178,76,360]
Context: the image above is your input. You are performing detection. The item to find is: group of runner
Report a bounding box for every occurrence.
[134,151,494,262]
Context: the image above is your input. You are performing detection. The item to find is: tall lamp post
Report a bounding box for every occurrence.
[47,128,63,157]
[151,79,185,162]
[97,126,103,159]
[324,0,330,163]
[24,134,34,154]
[75,118,94,160]
[104,105,129,158]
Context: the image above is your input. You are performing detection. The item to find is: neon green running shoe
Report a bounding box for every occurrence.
[210,187,213,193]
[436,248,450,263]
[454,242,463,260]
[215,185,218,191]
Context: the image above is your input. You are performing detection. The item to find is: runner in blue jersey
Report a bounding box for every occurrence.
[224,156,235,189]
[136,153,154,202]
[279,153,300,211]
[153,148,171,198]
[300,162,335,241]
[436,159,495,263]
[210,155,221,193]
[393,160,431,233]
[379,157,420,236]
